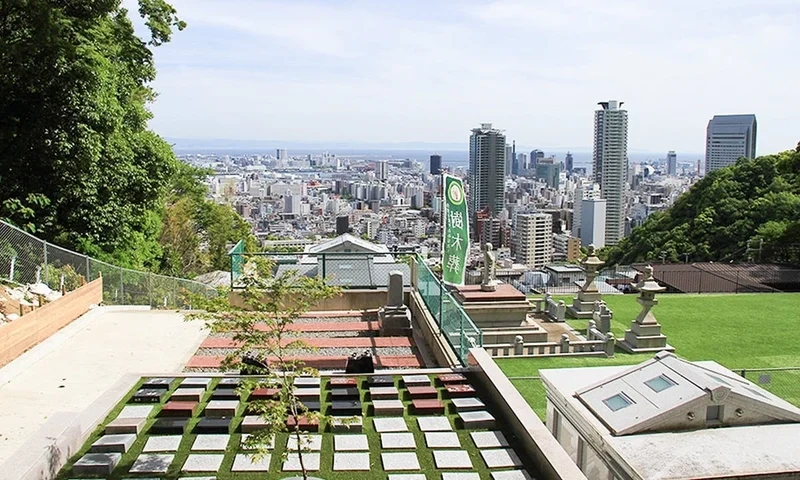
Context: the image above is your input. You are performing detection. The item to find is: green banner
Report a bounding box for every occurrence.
[443,175,469,285]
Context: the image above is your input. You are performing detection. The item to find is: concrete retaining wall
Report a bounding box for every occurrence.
[468,348,587,480]
[0,278,103,367]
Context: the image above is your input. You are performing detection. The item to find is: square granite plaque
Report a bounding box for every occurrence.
[412,399,444,415]
[131,389,166,403]
[182,454,224,472]
[459,411,495,429]
[286,434,322,451]
[294,377,321,387]
[117,404,154,419]
[179,377,212,389]
[232,453,272,472]
[381,452,420,471]
[130,454,173,474]
[368,375,395,385]
[72,453,121,476]
[452,397,485,412]
[205,400,239,418]
[241,415,271,433]
[388,475,427,480]
[249,387,280,400]
[373,399,404,416]
[330,387,360,399]
[373,417,408,432]
[333,452,370,471]
[424,432,460,448]
[438,373,468,384]
[170,388,205,402]
[160,401,200,418]
[381,433,416,449]
[285,416,319,432]
[417,417,452,431]
[471,431,509,448]
[143,436,182,453]
[402,375,431,386]
[433,450,472,469]
[481,448,523,468]
[330,416,363,432]
[445,384,476,398]
[210,388,239,401]
[370,386,399,400]
[334,434,369,451]
[442,473,480,480]
[149,418,188,435]
[329,377,358,387]
[105,417,146,435]
[90,434,136,454]
[191,435,230,451]
[283,453,320,471]
[331,400,362,415]
[141,377,174,389]
[490,471,533,480]
[406,386,438,399]
[194,417,231,434]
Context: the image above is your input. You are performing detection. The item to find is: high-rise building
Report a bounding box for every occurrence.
[276,148,288,161]
[376,160,389,181]
[505,144,514,176]
[336,215,350,235]
[514,153,528,175]
[667,151,677,176]
[469,123,506,230]
[515,213,553,268]
[535,158,561,189]
[580,198,607,249]
[593,100,628,246]
[530,149,545,169]
[705,114,757,174]
[430,154,442,175]
[565,152,574,174]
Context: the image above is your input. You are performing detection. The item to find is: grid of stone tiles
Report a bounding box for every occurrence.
[62,374,536,478]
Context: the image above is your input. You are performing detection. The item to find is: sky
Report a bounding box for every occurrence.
[127,0,800,154]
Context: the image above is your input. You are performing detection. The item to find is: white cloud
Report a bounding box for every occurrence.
[140,0,800,154]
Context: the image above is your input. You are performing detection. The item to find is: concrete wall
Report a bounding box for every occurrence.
[409,291,460,368]
[229,288,401,312]
[0,278,102,367]
[468,348,587,480]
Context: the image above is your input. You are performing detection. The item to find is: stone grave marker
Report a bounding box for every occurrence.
[294,377,321,387]
[286,434,322,451]
[143,436,182,452]
[334,434,369,451]
[105,417,146,435]
[191,435,230,451]
[241,415,270,433]
[159,401,200,418]
[217,377,241,387]
[334,452,371,471]
[285,416,319,431]
[129,454,173,474]
[388,475,427,480]
[295,400,322,412]
[330,377,358,387]
[370,386,400,400]
[194,417,231,434]
[442,474,480,480]
[149,418,188,435]
[249,387,280,400]
[402,374,431,386]
[295,387,321,403]
[424,432,460,448]
[72,453,121,476]
[433,450,473,469]
[205,400,238,418]
[471,431,509,448]
[210,388,239,401]
[381,452,420,470]
[438,373,467,385]
[330,416,363,432]
[481,448,523,468]
[131,389,166,403]
[331,400,362,415]
[459,411,495,429]
[452,397,485,412]
[491,471,534,480]
[231,453,272,472]
[178,377,212,390]
[240,433,274,450]
[373,417,408,432]
[169,388,204,403]
[368,375,395,385]
[380,432,416,449]
[412,399,445,415]
[407,386,438,399]
[117,404,154,419]
[445,384,476,398]
[417,417,452,431]
[90,434,136,454]
[182,454,224,472]
[283,453,321,471]
[141,377,174,389]
[373,399,404,415]
[331,387,360,399]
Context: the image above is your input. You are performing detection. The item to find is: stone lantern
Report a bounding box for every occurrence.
[567,244,605,319]
[619,265,674,353]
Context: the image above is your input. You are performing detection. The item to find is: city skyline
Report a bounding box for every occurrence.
[124,0,800,155]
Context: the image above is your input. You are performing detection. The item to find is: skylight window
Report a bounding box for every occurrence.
[603,393,634,412]
[645,374,677,393]
[707,374,732,386]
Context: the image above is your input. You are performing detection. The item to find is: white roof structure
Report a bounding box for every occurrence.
[300,233,394,264]
[573,352,800,436]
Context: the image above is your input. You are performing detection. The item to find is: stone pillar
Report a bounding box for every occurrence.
[378,271,412,336]
[514,335,524,355]
[560,333,570,353]
[605,333,616,357]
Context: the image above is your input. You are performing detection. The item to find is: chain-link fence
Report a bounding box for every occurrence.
[0,220,218,308]
[738,367,800,407]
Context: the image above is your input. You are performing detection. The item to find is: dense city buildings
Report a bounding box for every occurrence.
[593,100,629,246]
[468,123,507,231]
[705,114,758,173]
[514,212,553,268]
[666,150,677,176]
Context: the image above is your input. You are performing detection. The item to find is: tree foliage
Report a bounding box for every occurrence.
[605,149,800,265]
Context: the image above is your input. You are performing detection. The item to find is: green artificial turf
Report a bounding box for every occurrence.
[505,292,800,418]
[58,374,532,479]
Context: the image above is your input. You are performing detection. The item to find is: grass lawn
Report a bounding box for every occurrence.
[500,293,800,418]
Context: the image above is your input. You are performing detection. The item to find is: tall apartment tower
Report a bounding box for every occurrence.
[666,151,677,176]
[565,152,574,174]
[430,154,442,175]
[705,114,757,174]
[580,198,607,249]
[469,123,506,231]
[593,100,628,246]
[515,213,553,268]
[376,160,389,181]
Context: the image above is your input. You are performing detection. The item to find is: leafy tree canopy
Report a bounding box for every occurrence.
[605,148,800,266]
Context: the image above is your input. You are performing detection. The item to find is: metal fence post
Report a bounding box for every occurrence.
[321,253,326,280]
[42,240,48,284]
[736,270,740,294]
[119,266,124,303]
[148,272,153,306]
[86,255,90,281]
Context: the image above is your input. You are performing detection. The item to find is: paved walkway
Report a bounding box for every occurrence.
[0,307,207,466]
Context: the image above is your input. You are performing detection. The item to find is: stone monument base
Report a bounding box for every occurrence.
[452,284,531,328]
[617,321,675,353]
[567,291,603,319]
[378,306,412,336]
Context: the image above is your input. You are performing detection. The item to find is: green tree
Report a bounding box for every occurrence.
[0,0,184,269]
[188,259,341,480]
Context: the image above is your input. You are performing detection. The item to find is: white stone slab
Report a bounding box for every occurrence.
[117,405,154,419]
[182,454,224,472]
[374,417,409,432]
[130,454,174,474]
[424,432,461,448]
[452,397,486,411]
[333,452,371,471]
[458,410,495,429]
[417,417,452,431]
[72,453,121,476]
[433,450,473,469]
[241,433,274,450]
[205,400,239,417]
[294,377,321,387]
[192,435,230,451]
[381,432,416,449]
[442,474,480,480]
[334,434,369,451]
[491,470,534,480]
[231,453,272,472]
[180,377,212,389]
[170,388,205,402]
[331,416,363,432]
[286,434,322,451]
[382,452,420,471]
[283,453,321,471]
[373,399,405,415]
[402,374,431,386]
[481,448,523,468]
[370,386,400,399]
[471,431,510,448]
[105,416,146,434]
[90,434,136,453]
[143,436,182,452]
[388,475,427,480]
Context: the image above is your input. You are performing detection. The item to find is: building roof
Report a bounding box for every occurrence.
[573,352,800,436]
[274,262,410,288]
[301,233,395,264]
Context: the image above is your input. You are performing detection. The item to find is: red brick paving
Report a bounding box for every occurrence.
[186,354,422,369]
[253,321,379,332]
[200,336,412,349]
